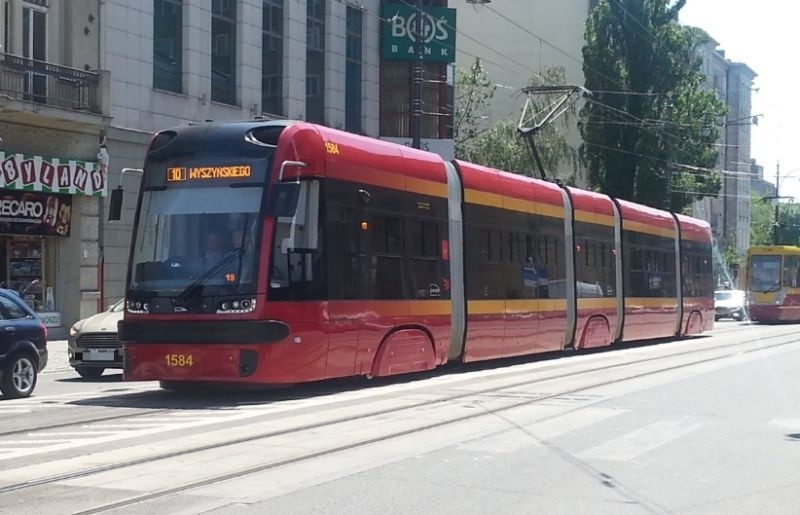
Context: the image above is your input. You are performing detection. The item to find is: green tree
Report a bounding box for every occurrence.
[453,58,496,159]
[750,193,774,246]
[580,0,727,211]
[777,204,800,246]
[454,59,577,181]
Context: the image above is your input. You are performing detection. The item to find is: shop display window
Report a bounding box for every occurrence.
[6,238,45,311]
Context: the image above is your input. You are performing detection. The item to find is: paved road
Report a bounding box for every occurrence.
[1,320,799,514]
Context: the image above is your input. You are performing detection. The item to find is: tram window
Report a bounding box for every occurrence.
[479,228,490,261]
[783,256,800,287]
[371,216,404,255]
[491,229,502,263]
[511,232,521,263]
[409,220,439,258]
[375,256,404,299]
[630,248,643,270]
[525,235,534,260]
[407,257,440,299]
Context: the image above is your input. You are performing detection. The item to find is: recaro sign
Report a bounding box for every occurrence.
[381,4,456,63]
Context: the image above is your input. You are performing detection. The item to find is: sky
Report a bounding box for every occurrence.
[679,0,800,199]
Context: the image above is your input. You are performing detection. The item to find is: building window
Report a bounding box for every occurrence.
[211,0,236,105]
[4,2,10,54]
[380,62,448,139]
[153,0,183,93]
[345,7,362,133]
[21,3,47,103]
[306,0,325,123]
[22,4,46,61]
[261,0,283,116]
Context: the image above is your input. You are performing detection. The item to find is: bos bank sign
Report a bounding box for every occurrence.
[381,4,457,63]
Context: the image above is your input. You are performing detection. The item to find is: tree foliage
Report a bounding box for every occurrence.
[454,58,577,181]
[580,0,727,212]
[749,192,800,246]
[750,193,775,246]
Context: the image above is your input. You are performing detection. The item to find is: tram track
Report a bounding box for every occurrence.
[71,329,800,515]
[0,327,796,514]
[0,326,790,444]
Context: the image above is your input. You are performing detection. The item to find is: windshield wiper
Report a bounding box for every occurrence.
[173,248,242,306]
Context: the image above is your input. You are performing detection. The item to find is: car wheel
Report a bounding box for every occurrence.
[1,353,37,399]
[714,315,721,321]
[74,366,105,379]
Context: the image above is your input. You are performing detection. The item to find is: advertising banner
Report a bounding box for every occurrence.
[0,190,72,237]
[0,151,105,197]
[381,4,457,63]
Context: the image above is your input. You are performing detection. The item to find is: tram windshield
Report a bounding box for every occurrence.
[748,255,781,292]
[129,186,262,295]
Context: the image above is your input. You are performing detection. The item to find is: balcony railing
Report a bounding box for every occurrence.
[0,54,101,113]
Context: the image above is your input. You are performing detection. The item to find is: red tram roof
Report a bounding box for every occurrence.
[274,123,448,197]
[675,213,712,244]
[616,198,676,237]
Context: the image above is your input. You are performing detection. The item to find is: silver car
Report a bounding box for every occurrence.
[68,299,124,378]
[714,289,746,321]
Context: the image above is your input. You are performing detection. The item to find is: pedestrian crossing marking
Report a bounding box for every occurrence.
[459,407,626,453]
[578,419,703,461]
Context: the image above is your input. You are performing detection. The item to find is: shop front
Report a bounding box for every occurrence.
[0,150,104,331]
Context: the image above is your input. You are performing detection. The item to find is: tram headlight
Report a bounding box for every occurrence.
[126,299,150,314]
[216,298,257,314]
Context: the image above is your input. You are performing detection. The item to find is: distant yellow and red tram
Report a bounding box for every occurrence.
[746,245,800,323]
[118,121,714,387]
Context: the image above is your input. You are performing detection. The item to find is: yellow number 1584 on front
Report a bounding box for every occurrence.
[164,354,194,367]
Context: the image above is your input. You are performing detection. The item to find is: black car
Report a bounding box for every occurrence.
[0,289,48,398]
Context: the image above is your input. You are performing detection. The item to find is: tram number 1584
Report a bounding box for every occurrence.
[164,354,194,367]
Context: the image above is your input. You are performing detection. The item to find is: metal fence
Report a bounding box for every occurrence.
[0,54,101,113]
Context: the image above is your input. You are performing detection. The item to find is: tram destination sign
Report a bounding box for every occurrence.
[381,4,456,63]
[167,165,252,182]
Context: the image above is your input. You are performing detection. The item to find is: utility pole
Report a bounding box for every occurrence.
[774,161,781,245]
[410,0,423,150]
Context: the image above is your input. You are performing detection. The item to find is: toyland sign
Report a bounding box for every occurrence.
[0,151,105,197]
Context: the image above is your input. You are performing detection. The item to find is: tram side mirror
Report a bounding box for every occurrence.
[108,186,123,221]
[266,182,301,218]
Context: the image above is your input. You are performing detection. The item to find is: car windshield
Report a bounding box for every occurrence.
[109,299,124,312]
[715,290,743,302]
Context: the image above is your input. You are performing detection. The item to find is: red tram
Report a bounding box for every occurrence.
[117,121,714,386]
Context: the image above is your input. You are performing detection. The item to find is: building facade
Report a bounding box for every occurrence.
[0,0,111,335]
[692,39,757,263]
